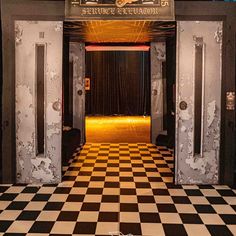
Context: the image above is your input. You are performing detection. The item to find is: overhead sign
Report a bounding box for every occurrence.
[65,0,175,20]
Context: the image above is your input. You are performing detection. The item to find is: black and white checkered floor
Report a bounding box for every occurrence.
[0,143,236,236]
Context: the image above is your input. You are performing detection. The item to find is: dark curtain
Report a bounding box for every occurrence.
[85,51,150,115]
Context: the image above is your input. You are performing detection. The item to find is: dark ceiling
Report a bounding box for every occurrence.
[64,21,176,43]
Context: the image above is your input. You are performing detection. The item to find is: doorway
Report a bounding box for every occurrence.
[85,46,151,143]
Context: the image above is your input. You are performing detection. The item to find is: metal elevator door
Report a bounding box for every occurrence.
[175,21,223,184]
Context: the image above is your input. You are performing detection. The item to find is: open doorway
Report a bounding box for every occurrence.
[85,45,151,143]
[62,20,176,183]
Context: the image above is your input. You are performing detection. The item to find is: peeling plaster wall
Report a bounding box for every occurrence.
[69,43,85,144]
[151,42,166,143]
[176,21,222,184]
[15,21,63,184]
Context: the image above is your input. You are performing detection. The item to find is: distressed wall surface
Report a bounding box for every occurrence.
[70,43,86,144]
[151,42,166,143]
[15,21,63,184]
[176,21,222,184]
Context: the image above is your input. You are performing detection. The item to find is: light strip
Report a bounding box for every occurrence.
[85,45,150,51]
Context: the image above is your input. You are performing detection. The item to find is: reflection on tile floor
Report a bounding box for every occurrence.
[0,143,236,235]
[86,116,151,143]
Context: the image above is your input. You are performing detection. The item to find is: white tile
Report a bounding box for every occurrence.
[120,212,140,223]
[96,222,119,235]
[141,223,165,236]
[159,213,182,224]
[37,211,60,221]
[184,224,211,236]
[199,214,225,225]
[51,221,76,234]
[77,211,99,222]
[6,220,34,233]
[0,210,22,220]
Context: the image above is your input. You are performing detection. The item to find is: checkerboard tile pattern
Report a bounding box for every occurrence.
[0,143,236,236]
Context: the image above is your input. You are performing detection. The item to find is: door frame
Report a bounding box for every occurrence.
[1,0,235,185]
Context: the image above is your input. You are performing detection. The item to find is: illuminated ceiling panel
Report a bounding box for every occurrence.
[64,20,176,43]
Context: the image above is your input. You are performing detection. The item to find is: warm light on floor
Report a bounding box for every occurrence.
[86,116,150,143]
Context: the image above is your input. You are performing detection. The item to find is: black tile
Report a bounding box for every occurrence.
[131,164,144,167]
[220,214,236,224]
[104,182,119,188]
[82,163,95,167]
[29,221,54,233]
[102,195,119,203]
[73,222,97,234]
[140,213,161,223]
[93,167,107,171]
[133,172,146,177]
[17,211,40,221]
[98,212,119,222]
[0,221,13,232]
[120,223,142,236]
[4,233,26,236]
[207,225,233,236]
[106,172,119,176]
[148,177,163,182]
[6,201,28,210]
[137,196,155,203]
[185,189,203,196]
[160,173,173,177]
[0,193,18,201]
[120,203,139,212]
[90,176,106,181]
[31,194,51,201]
[21,187,39,193]
[180,213,203,224]
[107,163,119,167]
[157,204,177,213]
[54,187,71,194]
[68,167,80,171]
[145,168,157,172]
[194,204,216,213]
[206,197,227,204]
[217,190,236,197]
[66,194,85,202]
[0,186,10,193]
[81,203,100,211]
[86,188,103,195]
[77,171,92,176]
[120,189,136,195]
[153,189,169,195]
[43,202,64,211]
[156,164,169,168]
[172,196,191,204]
[57,211,79,221]
[198,185,214,189]
[163,224,188,236]
[120,167,132,172]
[135,182,151,188]
[143,160,155,164]
[120,177,134,182]
[62,176,77,181]
[73,181,89,187]
[120,160,131,163]
[165,183,183,189]
[43,184,58,187]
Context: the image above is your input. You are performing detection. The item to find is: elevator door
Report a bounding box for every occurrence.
[70,42,86,144]
[175,21,222,184]
[15,21,63,184]
[151,42,166,144]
